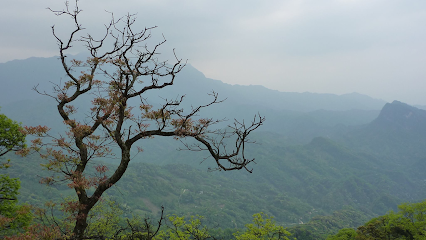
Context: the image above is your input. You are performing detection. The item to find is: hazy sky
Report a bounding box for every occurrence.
[1,0,426,105]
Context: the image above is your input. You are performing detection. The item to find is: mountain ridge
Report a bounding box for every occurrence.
[0,55,386,112]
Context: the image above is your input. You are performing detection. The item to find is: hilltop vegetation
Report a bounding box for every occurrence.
[327,200,426,240]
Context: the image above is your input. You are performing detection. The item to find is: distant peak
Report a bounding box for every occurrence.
[382,100,415,112]
[391,100,405,104]
[371,100,426,130]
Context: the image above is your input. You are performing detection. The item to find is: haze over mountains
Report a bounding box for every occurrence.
[1,55,386,109]
[1,55,386,140]
[2,56,426,238]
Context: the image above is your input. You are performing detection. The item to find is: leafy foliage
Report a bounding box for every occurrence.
[155,215,212,240]
[0,112,32,237]
[233,213,291,240]
[0,175,32,235]
[0,110,25,168]
[327,200,426,240]
[85,197,124,238]
[325,228,356,240]
[355,201,426,239]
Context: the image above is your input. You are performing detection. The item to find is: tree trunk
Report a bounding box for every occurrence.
[71,148,131,239]
[73,207,90,240]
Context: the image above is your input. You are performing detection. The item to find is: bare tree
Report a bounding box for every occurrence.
[21,1,264,239]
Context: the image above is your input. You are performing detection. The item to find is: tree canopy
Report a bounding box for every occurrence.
[234,213,291,240]
[0,112,32,237]
[327,200,426,240]
[0,110,25,167]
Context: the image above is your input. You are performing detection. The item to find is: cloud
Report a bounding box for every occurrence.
[1,0,426,104]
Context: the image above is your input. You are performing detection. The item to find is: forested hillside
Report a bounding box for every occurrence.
[2,56,426,239]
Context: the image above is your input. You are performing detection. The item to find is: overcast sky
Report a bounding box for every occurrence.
[1,0,426,105]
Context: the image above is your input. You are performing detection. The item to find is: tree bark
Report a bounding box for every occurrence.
[73,209,89,239]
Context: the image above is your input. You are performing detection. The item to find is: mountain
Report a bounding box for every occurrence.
[371,100,426,132]
[0,55,385,143]
[335,100,426,174]
[3,56,426,239]
[156,64,387,112]
[0,55,386,112]
[0,56,65,105]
